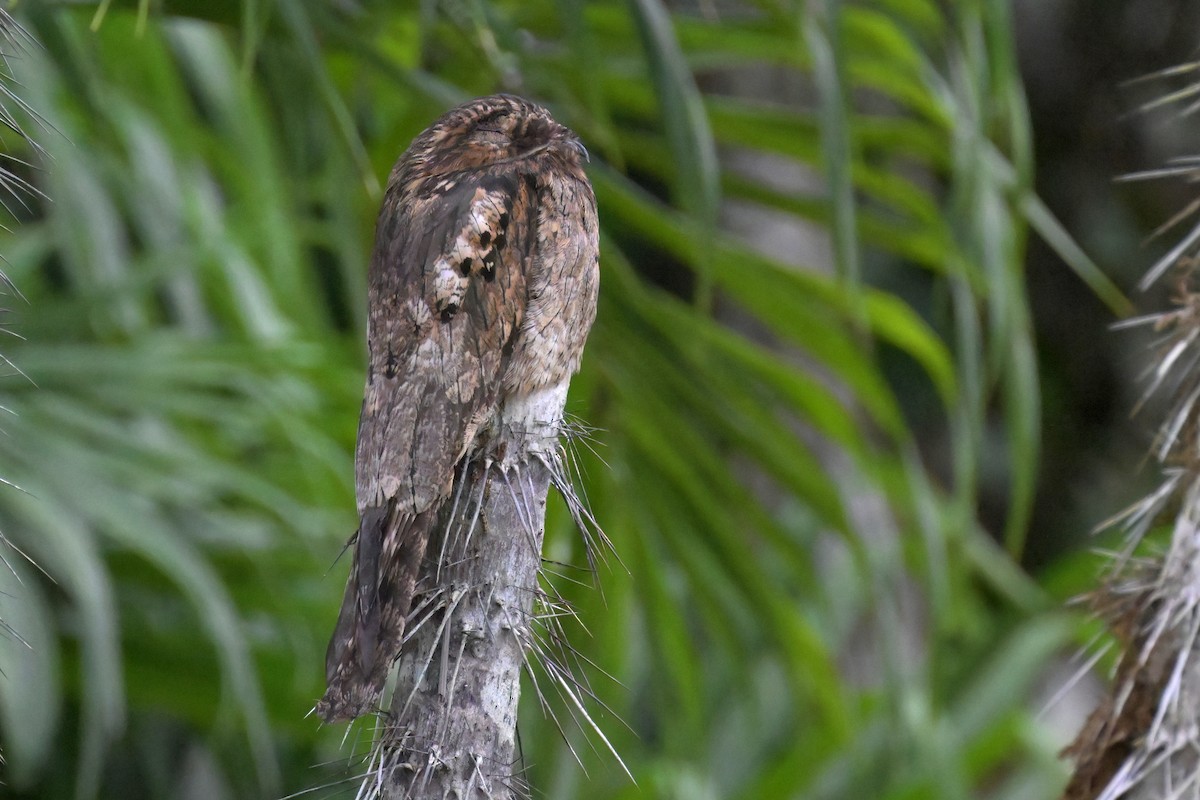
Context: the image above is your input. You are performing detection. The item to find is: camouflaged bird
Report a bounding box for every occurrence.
[317,95,599,723]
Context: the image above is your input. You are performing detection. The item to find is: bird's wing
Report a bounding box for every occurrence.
[357,170,534,516]
[319,169,536,720]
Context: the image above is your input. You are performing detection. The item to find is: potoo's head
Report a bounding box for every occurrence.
[396,94,588,182]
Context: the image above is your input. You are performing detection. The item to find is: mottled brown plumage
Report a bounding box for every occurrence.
[317,95,598,723]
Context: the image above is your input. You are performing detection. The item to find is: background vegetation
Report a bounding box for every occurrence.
[0,1,1182,798]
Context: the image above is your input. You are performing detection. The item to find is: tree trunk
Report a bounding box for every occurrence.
[369,455,552,800]
[1060,492,1200,800]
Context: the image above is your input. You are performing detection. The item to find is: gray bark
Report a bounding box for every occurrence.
[372,456,551,800]
[1061,489,1200,800]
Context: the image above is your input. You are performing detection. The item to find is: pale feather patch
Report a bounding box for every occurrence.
[432,189,511,318]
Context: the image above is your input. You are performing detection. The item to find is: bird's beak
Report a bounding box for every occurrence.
[563,135,590,163]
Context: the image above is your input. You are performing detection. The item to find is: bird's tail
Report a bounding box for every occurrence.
[316,504,434,723]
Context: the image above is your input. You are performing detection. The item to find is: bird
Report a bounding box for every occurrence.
[316,94,599,723]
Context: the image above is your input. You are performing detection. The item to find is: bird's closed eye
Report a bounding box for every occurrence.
[474,126,508,143]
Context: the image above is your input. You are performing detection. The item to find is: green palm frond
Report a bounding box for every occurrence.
[0,2,1110,799]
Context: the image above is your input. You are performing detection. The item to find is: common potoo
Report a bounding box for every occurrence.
[317,95,599,723]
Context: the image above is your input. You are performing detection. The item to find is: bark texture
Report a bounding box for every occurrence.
[1061,499,1200,800]
[369,455,551,800]
[1060,275,1200,799]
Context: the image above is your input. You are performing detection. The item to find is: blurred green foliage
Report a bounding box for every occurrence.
[0,1,1114,798]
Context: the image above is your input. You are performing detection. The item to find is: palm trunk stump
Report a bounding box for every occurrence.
[372,455,552,799]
